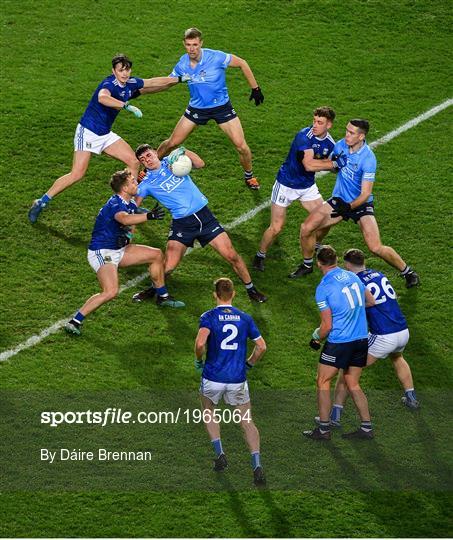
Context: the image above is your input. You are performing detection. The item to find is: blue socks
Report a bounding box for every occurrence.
[405,388,417,401]
[155,286,168,297]
[73,311,85,324]
[251,451,261,470]
[40,194,52,205]
[330,404,343,423]
[211,438,223,457]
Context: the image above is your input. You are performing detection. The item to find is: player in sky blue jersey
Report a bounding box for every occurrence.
[297,119,420,288]
[323,249,419,413]
[64,170,184,336]
[253,107,345,274]
[194,278,267,486]
[131,144,267,304]
[156,27,264,190]
[29,54,183,224]
[303,246,376,440]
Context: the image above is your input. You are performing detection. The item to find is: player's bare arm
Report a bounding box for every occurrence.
[139,76,181,94]
[247,337,267,366]
[98,88,126,109]
[319,309,333,340]
[184,149,205,169]
[350,180,374,209]
[228,55,259,88]
[365,288,376,307]
[195,327,211,359]
[302,149,338,173]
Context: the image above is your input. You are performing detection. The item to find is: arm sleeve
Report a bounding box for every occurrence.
[199,312,213,331]
[136,182,150,199]
[169,60,183,78]
[362,153,377,182]
[216,50,232,69]
[315,284,329,312]
[296,131,312,152]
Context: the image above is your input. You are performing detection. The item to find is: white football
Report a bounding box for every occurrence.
[171,154,192,177]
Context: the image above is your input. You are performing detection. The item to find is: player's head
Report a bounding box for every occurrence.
[183,28,203,59]
[214,277,236,303]
[312,106,336,137]
[110,170,137,195]
[111,54,132,82]
[343,248,366,273]
[135,144,160,170]
[345,119,369,147]
[316,245,338,269]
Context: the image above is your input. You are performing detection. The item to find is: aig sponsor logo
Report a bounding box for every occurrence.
[159,176,185,193]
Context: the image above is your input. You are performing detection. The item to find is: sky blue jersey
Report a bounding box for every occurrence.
[331,139,376,203]
[277,126,335,189]
[89,195,137,250]
[357,269,407,335]
[200,305,261,384]
[170,48,232,109]
[316,267,368,343]
[79,74,144,136]
[136,158,208,219]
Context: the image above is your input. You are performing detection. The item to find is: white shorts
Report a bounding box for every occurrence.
[368,329,410,359]
[74,123,121,154]
[200,378,250,406]
[87,248,126,273]
[271,180,322,207]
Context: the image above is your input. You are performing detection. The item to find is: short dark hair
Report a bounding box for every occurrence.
[214,277,235,301]
[313,106,336,122]
[317,245,337,266]
[350,118,370,135]
[343,248,366,266]
[184,27,202,40]
[135,144,152,159]
[112,54,132,69]
[110,170,130,193]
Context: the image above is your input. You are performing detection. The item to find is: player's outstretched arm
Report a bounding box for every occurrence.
[139,76,182,95]
[229,55,264,106]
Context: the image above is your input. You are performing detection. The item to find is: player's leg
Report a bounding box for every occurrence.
[291,202,341,278]
[65,263,119,335]
[209,232,267,303]
[103,138,140,179]
[157,116,197,159]
[329,370,348,426]
[236,401,266,486]
[120,244,184,308]
[28,151,92,223]
[253,203,287,271]
[218,117,259,189]
[390,352,419,409]
[304,363,338,440]
[342,367,374,439]
[200,394,227,471]
[359,215,419,287]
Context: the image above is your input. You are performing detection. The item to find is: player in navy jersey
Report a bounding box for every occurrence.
[130,144,267,304]
[64,170,184,335]
[293,119,420,288]
[253,106,344,274]
[303,246,376,440]
[324,249,418,420]
[156,27,264,190]
[194,278,267,486]
[29,54,183,223]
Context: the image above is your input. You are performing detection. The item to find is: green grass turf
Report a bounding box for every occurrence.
[1,0,452,536]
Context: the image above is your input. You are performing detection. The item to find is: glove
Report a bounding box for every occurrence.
[249,87,264,106]
[332,152,348,169]
[194,359,204,373]
[312,328,321,341]
[329,197,352,218]
[309,339,321,351]
[146,203,165,220]
[167,147,186,165]
[178,74,191,83]
[134,206,150,214]
[123,103,143,118]
[246,361,254,370]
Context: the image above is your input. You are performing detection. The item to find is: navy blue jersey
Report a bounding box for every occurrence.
[80,74,144,135]
[170,48,231,109]
[89,195,137,250]
[199,305,261,383]
[357,269,408,335]
[276,126,335,189]
[316,267,368,343]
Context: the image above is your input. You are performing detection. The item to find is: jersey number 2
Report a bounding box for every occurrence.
[220,324,239,350]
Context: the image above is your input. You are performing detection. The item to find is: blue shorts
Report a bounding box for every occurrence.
[168,205,225,247]
[327,198,375,223]
[319,339,368,370]
[184,101,237,125]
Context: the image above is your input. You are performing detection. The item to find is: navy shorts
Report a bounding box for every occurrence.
[327,198,375,223]
[168,205,225,248]
[319,339,368,370]
[184,101,237,125]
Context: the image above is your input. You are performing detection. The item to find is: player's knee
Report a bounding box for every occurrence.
[301,221,315,238]
[366,241,383,256]
[235,140,249,155]
[103,288,118,301]
[70,169,86,182]
[270,222,284,236]
[125,157,140,170]
[225,249,240,265]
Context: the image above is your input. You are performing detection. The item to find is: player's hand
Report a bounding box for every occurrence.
[167,147,186,165]
[146,203,165,220]
[194,359,204,373]
[137,170,147,182]
[309,339,321,351]
[329,197,352,218]
[332,152,348,169]
[123,103,143,118]
[249,87,264,106]
[312,328,321,341]
[134,206,150,214]
[178,74,191,83]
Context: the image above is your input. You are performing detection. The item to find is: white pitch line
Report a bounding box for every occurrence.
[1,98,451,363]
